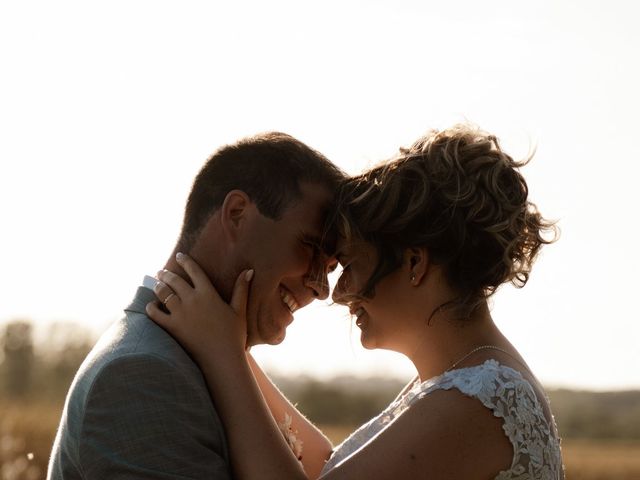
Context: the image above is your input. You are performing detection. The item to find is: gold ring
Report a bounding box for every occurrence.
[163,293,176,305]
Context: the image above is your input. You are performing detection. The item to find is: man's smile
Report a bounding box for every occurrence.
[279,285,300,314]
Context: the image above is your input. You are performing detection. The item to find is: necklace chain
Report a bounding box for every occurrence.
[446,345,531,374]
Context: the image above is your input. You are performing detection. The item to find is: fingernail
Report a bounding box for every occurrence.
[176,252,184,262]
[245,269,254,282]
[157,270,164,278]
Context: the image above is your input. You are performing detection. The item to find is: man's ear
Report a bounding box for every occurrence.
[405,247,429,286]
[220,190,253,242]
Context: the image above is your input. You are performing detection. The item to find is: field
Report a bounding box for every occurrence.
[561,440,640,480]
[1,402,639,480]
[321,425,640,479]
[4,321,640,478]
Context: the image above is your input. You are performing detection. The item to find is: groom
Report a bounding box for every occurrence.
[47,132,345,479]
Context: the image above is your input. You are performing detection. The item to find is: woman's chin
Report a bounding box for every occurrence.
[359,332,377,350]
[360,332,399,352]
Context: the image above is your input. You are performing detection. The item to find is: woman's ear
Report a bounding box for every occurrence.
[220,190,253,242]
[405,247,429,286]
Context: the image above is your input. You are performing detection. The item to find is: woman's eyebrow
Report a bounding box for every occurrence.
[336,250,349,263]
[327,259,339,272]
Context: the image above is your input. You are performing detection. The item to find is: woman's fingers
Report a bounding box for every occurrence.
[153,280,177,306]
[146,301,173,330]
[157,268,192,300]
[230,269,254,317]
[176,252,222,301]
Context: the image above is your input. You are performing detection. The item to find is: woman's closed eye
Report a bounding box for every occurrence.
[336,256,353,275]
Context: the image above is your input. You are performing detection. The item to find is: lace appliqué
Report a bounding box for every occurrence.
[429,360,563,479]
[322,360,563,479]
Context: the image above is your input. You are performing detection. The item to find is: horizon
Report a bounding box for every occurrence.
[2,312,638,393]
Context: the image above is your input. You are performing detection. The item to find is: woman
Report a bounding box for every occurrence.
[147,124,563,479]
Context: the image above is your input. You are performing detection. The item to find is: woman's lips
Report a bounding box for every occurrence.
[353,307,367,327]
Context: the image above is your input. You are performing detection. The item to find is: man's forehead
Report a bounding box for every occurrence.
[305,214,339,255]
[291,183,333,220]
[274,182,334,247]
[298,181,333,207]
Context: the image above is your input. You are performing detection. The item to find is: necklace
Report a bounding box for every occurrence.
[446,345,532,374]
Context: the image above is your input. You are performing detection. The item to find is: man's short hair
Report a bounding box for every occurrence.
[178,132,344,251]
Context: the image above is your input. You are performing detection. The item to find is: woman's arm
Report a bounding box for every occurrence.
[247,352,333,478]
[196,343,309,480]
[147,254,512,480]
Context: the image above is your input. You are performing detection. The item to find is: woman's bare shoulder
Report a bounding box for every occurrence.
[322,387,512,480]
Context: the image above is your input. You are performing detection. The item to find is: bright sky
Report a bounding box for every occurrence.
[1,0,639,390]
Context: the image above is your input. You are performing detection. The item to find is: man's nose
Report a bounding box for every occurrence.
[304,267,330,300]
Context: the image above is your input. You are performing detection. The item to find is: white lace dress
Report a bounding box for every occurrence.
[321,360,563,479]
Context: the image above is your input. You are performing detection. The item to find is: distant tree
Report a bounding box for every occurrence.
[1,319,35,398]
[549,389,640,440]
[278,376,404,427]
[37,321,94,398]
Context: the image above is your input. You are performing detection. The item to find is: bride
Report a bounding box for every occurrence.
[147,124,564,479]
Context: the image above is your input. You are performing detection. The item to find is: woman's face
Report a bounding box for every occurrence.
[332,239,413,351]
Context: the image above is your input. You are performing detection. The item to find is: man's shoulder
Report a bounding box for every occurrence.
[65,306,206,416]
[57,308,220,447]
[82,311,200,383]
[98,309,192,361]
[49,304,232,480]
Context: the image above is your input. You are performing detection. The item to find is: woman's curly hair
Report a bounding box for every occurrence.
[332,124,558,318]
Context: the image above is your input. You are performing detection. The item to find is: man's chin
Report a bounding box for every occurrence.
[268,332,286,345]
[247,327,286,347]
[262,328,286,346]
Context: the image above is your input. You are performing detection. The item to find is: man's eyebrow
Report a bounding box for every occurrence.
[301,232,340,256]
[300,233,322,246]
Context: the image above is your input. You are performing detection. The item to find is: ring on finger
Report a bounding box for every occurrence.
[163,292,176,305]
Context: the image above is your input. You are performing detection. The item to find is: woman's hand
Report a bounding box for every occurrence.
[146,252,254,364]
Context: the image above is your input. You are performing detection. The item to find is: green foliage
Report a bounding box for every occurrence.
[0,320,93,402]
[273,375,640,442]
[548,389,640,440]
[1,320,34,398]
[1,318,640,444]
[277,376,404,426]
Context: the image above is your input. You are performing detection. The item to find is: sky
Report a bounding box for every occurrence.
[1,0,639,390]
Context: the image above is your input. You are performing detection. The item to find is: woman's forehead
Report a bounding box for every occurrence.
[335,237,374,258]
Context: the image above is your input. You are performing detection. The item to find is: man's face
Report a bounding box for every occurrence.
[238,182,336,346]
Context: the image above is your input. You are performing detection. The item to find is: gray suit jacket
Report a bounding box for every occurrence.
[47,287,233,479]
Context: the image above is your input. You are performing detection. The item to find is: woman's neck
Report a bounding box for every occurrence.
[407,303,507,382]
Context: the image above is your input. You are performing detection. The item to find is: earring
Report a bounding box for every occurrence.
[410,273,416,282]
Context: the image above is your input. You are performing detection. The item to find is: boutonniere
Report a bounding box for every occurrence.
[278,412,304,462]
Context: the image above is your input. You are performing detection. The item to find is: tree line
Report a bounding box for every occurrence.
[2,319,639,441]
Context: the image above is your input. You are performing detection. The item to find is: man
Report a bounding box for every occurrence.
[47,132,345,479]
